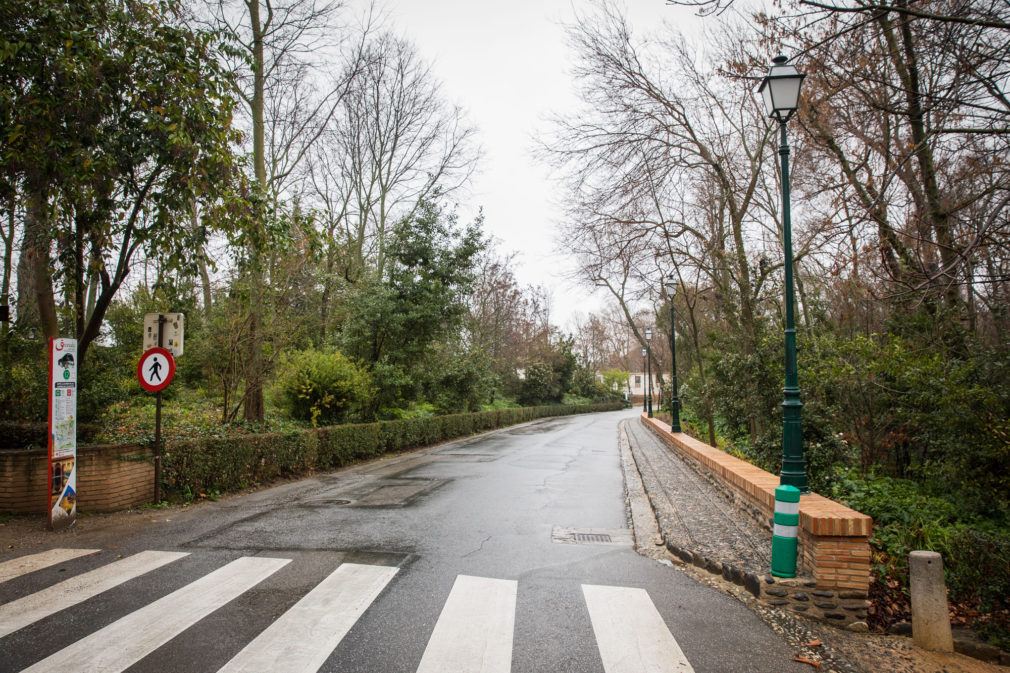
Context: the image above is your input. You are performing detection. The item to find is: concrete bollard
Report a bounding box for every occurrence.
[909,550,953,652]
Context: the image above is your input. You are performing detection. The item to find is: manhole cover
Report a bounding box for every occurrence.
[575,533,613,543]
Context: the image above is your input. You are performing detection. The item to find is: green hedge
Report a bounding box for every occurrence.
[161,402,623,497]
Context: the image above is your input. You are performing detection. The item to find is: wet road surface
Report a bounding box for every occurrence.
[0,408,810,672]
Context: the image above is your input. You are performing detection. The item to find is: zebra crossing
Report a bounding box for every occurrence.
[0,547,697,673]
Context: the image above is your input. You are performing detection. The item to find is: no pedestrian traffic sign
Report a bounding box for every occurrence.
[138,347,175,392]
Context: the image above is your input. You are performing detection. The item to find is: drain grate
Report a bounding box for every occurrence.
[551,526,634,546]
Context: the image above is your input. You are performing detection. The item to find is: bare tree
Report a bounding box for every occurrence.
[200,0,372,420]
[307,32,480,286]
[754,0,1010,334]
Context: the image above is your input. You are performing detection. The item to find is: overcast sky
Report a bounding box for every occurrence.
[359,0,703,329]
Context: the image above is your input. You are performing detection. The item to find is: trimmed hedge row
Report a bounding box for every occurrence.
[161,402,624,497]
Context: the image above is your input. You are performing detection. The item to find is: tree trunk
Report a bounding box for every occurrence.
[1,207,13,326]
[244,0,267,422]
[189,198,213,319]
[198,253,213,319]
[878,8,960,307]
[23,187,58,339]
[84,267,97,327]
[73,211,87,339]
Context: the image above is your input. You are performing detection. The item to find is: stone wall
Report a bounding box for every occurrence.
[641,414,874,627]
[0,444,153,513]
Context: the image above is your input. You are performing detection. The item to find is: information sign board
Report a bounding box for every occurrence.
[48,338,77,530]
[143,312,184,356]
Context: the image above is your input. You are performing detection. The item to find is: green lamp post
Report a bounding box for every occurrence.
[641,347,648,413]
[758,54,809,492]
[645,328,653,418]
[665,274,682,432]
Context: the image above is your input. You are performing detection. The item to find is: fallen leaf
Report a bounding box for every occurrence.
[793,656,821,669]
[806,639,822,647]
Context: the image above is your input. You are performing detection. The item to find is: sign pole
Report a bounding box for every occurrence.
[154,314,165,504]
[139,311,180,506]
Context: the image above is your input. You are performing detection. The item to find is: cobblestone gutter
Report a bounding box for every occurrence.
[636,414,874,629]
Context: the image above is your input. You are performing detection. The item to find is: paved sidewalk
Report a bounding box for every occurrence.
[621,418,772,579]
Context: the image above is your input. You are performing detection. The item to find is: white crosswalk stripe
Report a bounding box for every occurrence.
[1,549,702,673]
[217,562,398,673]
[415,574,518,673]
[583,584,696,673]
[0,550,187,638]
[0,548,99,585]
[21,555,290,673]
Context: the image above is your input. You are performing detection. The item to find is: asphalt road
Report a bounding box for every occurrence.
[0,407,811,673]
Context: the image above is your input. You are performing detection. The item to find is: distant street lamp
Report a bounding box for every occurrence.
[645,328,653,418]
[665,274,682,433]
[758,54,808,492]
[641,347,648,412]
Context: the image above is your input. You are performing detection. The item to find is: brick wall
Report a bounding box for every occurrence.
[0,444,153,513]
[641,414,872,592]
[801,531,872,591]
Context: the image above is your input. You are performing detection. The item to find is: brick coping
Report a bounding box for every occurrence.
[641,414,872,538]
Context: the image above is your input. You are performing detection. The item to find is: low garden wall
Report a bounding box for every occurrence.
[0,443,153,513]
[1,402,624,513]
[641,414,874,627]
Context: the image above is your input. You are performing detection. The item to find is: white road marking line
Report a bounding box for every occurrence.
[0,550,188,637]
[21,555,290,673]
[217,562,398,673]
[415,575,517,673]
[0,548,99,586]
[583,584,696,673]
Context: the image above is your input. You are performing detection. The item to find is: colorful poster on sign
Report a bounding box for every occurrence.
[49,338,77,530]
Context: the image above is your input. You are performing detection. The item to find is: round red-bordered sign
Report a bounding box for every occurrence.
[138,347,175,392]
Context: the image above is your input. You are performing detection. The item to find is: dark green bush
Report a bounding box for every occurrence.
[517,362,562,406]
[829,468,1010,647]
[422,349,499,414]
[0,336,48,423]
[945,528,1010,649]
[276,348,373,425]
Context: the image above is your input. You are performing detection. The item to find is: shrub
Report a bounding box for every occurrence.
[0,336,48,423]
[422,349,499,414]
[517,362,561,406]
[276,348,373,426]
[829,468,1010,647]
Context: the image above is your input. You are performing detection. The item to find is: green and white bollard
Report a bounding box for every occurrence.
[771,484,801,578]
